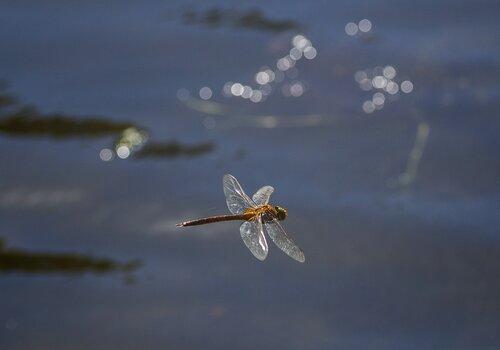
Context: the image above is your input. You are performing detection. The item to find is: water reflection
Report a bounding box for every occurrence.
[354,66,414,113]
[0,109,135,139]
[0,86,137,138]
[345,18,376,42]
[134,141,214,159]
[205,113,334,130]
[388,115,430,188]
[182,96,229,115]
[0,86,214,161]
[178,33,317,105]
[182,7,300,33]
[0,188,83,208]
[0,237,139,275]
[1,0,499,347]
[113,127,149,160]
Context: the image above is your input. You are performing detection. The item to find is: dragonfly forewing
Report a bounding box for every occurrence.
[264,219,305,262]
[223,174,255,214]
[252,186,274,206]
[240,216,268,261]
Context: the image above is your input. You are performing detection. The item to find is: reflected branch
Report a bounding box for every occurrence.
[0,108,135,138]
[0,85,138,139]
[0,83,214,161]
[388,113,430,188]
[181,7,301,33]
[0,238,140,275]
[134,141,214,159]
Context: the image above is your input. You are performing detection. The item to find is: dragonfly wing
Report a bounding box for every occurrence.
[240,216,268,261]
[223,174,255,214]
[264,219,305,262]
[252,186,274,206]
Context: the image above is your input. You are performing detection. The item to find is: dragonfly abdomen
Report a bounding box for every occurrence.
[177,213,251,227]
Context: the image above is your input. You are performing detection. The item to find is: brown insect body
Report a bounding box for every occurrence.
[176,204,277,227]
[176,174,303,262]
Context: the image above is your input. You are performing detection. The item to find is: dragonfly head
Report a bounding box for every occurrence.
[274,205,288,221]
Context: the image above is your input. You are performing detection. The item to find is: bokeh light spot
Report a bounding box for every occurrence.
[116,145,131,159]
[372,92,385,106]
[255,71,270,85]
[401,80,414,93]
[290,82,304,97]
[362,100,376,113]
[383,66,397,79]
[372,76,388,89]
[99,148,113,161]
[176,88,190,101]
[345,22,359,36]
[242,86,253,99]
[230,83,244,96]
[358,19,372,32]
[354,70,368,83]
[289,47,303,60]
[250,90,263,103]
[199,87,213,100]
[385,81,399,94]
[360,79,373,91]
[303,46,317,60]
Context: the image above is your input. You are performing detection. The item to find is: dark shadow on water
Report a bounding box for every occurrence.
[0,108,135,139]
[0,237,140,275]
[0,84,139,139]
[181,7,301,33]
[134,141,214,159]
[0,83,214,160]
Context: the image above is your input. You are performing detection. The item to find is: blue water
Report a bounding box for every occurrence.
[1,1,500,349]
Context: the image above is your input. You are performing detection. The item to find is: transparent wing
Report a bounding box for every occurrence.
[240,216,268,261]
[252,186,274,206]
[264,219,305,262]
[223,174,255,214]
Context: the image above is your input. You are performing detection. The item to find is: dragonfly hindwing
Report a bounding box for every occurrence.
[264,219,305,262]
[252,186,274,206]
[240,217,268,261]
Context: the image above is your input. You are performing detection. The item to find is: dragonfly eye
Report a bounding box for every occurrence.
[274,206,287,221]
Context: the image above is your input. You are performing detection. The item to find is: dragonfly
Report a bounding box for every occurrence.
[177,174,305,262]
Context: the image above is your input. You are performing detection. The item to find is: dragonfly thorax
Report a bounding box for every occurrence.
[244,204,287,221]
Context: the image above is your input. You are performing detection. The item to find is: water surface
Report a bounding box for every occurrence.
[1,1,500,349]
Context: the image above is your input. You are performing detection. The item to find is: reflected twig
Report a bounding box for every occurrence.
[184,97,230,115]
[180,7,301,33]
[0,237,140,275]
[0,84,214,161]
[134,141,214,159]
[388,112,430,188]
[0,108,135,138]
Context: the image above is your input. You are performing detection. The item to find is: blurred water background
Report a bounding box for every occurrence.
[1,1,500,349]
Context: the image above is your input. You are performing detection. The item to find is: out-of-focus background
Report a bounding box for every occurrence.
[1,1,499,349]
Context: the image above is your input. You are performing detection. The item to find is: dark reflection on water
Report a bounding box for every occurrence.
[182,7,300,33]
[0,86,137,138]
[0,86,214,160]
[0,237,140,274]
[135,141,214,159]
[0,109,135,139]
